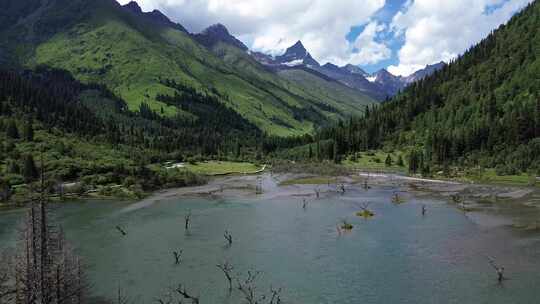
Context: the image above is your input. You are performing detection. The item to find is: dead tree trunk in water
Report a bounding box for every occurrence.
[236,270,282,304]
[185,210,192,231]
[115,226,127,236]
[487,256,505,283]
[216,261,234,292]
[173,250,183,265]
[224,230,233,246]
[175,285,199,304]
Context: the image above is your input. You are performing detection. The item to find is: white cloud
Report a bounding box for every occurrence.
[116,0,386,65]
[117,0,532,75]
[387,0,533,76]
[347,22,392,66]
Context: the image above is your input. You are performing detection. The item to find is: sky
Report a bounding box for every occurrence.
[117,0,533,75]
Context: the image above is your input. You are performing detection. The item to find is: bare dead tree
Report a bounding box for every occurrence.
[236,270,282,304]
[8,158,86,304]
[173,250,183,265]
[391,192,403,204]
[359,202,371,211]
[224,230,233,246]
[155,284,199,304]
[255,176,263,195]
[363,179,370,190]
[116,286,129,304]
[268,287,282,304]
[0,250,15,304]
[216,261,234,292]
[175,284,199,304]
[115,226,127,236]
[155,292,174,304]
[236,270,261,304]
[185,210,192,231]
[487,256,505,283]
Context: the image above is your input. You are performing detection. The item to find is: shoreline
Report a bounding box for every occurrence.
[2,169,539,214]
[2,169,539,233]
[128,170,540,206]
[109,170,540,233]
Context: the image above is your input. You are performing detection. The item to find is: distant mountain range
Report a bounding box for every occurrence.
[193,26,446,100]
[0,0,378,136]
[0,0,444,136]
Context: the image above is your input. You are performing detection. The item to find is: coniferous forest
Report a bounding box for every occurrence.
[305,1,540,175]
[0,0,539,206]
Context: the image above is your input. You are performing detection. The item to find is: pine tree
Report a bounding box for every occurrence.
[316,141,321,161]
[6,120,19,139]
[23,155,39,183]
[23,120,34,142]
[385,154,393,167]
[408,150,419,174]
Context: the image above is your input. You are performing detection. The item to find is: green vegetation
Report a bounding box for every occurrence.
[463,169,540,187]
[185,161,263,176]
[0,119,207,204]
[0,0,374,136]
[343,151,407,172]
[1,0,538,207]
[301,2,540,180]
[356,210,375,218]
[340,220,354,230]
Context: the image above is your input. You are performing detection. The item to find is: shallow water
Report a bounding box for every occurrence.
[1,182,540,304]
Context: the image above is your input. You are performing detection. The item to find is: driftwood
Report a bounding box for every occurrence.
[224,230,233,246]
[116,226,127,236]
[173,250,183,265]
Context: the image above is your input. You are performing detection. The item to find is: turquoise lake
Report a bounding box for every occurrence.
[1,181,539,304]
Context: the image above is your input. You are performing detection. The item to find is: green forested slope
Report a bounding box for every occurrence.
[0,0,374,136]
[316,1,540,174]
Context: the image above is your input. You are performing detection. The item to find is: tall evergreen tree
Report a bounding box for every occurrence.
[23,120,34,142]
[385,154,393,167]
[23,155,39,183]
[6,120,19,139]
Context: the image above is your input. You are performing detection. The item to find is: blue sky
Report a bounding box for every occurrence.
[346,0,408,73]
[120,0,533,76]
